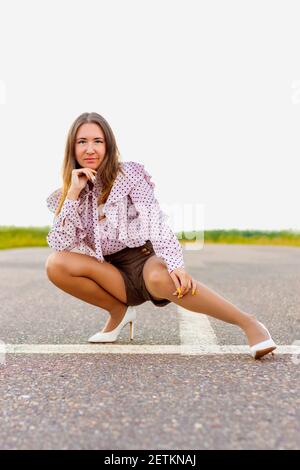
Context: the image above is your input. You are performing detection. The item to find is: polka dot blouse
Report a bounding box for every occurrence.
[46,161,184,274]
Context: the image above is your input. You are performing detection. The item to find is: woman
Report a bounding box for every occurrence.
[45,112,276,359]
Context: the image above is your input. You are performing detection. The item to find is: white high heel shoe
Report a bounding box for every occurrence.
[88,306,137,343]
[250,321,277,359]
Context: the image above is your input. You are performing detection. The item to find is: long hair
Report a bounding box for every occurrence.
[55,112,125,217]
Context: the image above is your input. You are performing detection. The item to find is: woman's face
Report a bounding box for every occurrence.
[75,122,106,171]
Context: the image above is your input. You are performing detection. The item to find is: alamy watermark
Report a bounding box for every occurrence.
[160,202,205,250]
[96,201,205,250]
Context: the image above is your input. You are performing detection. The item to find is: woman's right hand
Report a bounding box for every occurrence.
[69,168,98,193]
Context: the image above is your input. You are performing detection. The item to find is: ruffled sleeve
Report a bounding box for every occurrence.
[128,163,185,274]
[143,167,156,189]
[46,189,86,252]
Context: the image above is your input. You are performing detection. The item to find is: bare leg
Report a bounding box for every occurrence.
[150,276,272,347]
[45,252,128,332]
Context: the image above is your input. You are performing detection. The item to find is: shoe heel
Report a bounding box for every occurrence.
[88,306,137,343]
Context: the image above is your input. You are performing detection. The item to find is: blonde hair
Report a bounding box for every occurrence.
[55,112,125,217]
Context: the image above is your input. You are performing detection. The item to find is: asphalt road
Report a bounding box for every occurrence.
[0,243,299,450]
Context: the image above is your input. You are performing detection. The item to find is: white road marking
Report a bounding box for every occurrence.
[178,306,218,346]
[0,307,296,357]
[0,344,297,355]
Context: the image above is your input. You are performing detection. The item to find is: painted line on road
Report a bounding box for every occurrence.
[0,344,298,355]
[178,306,218,346]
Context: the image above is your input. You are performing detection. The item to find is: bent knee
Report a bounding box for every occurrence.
[45,252,69,277]
[147,268,169,286]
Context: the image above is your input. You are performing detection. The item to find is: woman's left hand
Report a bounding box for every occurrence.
[170,267,197,299]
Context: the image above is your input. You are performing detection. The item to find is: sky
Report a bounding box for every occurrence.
[0,0,299,233]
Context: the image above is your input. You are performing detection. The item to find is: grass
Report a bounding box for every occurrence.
[0,226,300,250]
[0,226,51,250]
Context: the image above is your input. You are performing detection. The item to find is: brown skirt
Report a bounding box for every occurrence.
[103,240,171,307]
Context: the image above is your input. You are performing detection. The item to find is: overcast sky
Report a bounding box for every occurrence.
[0,0,299,232]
